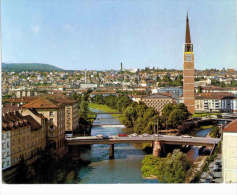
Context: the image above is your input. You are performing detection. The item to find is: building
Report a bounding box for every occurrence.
[22,97,66,157]
[49,94,79,133]
[80,83,98,89]
[2,111,47,169]
[152,87,183,99]
[2,126,11,170]
[16,90,38,98]
[222,119,237,183]
[200,86,237,96]
[183,13,195,114]
[195,93,236,113]
[141,93,176,113]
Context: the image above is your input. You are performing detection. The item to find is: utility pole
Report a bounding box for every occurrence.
[157,119,159,134]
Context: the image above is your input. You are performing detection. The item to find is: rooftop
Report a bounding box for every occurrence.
[223,119,237,133]
[195,92,235,100]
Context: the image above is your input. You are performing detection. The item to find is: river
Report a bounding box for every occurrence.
[71,110,158,184]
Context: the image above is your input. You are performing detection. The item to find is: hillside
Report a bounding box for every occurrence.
[2,63,64,72]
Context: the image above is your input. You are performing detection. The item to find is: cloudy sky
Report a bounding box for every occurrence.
[2,0,237,70]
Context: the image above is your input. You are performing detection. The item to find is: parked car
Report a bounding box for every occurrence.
[181,135,192,138]
[96,134,104,139]
[142,133,150,137]
[215,160,222,166]
[118,133,128,137]
[213,164,221,172]
[65,134,73,138]
[128,133,138,137]
[109,135,118,139]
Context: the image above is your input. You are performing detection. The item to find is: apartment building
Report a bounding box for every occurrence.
[141,93,176,113]
[201,86,237,96]
[22,97,66,157]
[49,94,79,133]
[5,94,79,133]
[195,93,236,113]
[222,119,237,183]
[2,111,47,169]
[2,127,11,170]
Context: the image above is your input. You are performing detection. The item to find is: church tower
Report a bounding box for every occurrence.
[183,13,195,114]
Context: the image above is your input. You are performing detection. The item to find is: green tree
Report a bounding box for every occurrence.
[209,126,220,138]
[141,149,191,183]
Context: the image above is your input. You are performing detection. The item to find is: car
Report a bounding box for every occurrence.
[109,135,118,139]
[213,164,221,172]
[215,160,221,166]
[103,135,110,139]
[130,133,138,137]
[118,133,128,137]
[96,134,104,139]
[181,135,192,138]
[65,134,73,138]
[142,133,150,137]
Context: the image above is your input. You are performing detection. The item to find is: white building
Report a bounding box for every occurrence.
[195,93,236,113]
[2,130,11,170]
[222,120,237,183]
[80,83,98,89]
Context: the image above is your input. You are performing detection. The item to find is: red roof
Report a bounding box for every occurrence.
[223,119,237,133]
[23,97,62,109]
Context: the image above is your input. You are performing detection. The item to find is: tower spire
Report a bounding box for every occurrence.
[185,12,191,43]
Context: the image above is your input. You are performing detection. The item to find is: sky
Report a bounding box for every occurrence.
[1,0,237,70]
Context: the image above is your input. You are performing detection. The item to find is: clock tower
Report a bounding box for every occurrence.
[183,13,195,114]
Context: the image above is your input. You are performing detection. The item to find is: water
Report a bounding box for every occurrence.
[190,128,212,160]
[195,128,211,137]
[74,110,158,184]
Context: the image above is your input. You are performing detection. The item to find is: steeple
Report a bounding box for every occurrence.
[185,12,191,44]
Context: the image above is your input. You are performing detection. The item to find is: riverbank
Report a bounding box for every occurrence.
[89,103,123,121]
[190,125,214,136]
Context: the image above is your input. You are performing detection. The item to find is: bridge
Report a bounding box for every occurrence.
[66,135,221,159]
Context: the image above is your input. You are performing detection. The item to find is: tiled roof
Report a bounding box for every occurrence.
[23,115,42,131]
[223,119,237,133]
[47,94,77,105]
[22,97,62,109]
[5,96,38,103]
[195,92,234,100]
[2,111,29,131]
[142,93,174,99]
[2,104,20,114]
[2,111,42,131]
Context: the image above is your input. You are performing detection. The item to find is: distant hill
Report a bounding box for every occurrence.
[2,63,64,72]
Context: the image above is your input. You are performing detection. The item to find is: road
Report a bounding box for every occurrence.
[66,134,220,146]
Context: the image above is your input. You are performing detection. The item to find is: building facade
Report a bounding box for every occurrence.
[141,93,176,113]
[222,119,237,183]
[195,93,236,113]
[2,128,11,170]
[183,13,195,114]
[50,95,79,133]
[22,97,66,157]
[2,111,47,169]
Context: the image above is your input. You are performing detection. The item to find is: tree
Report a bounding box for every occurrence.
[141,149,191,183]
[197,86,202,93]
[158,149,190,183]
[209,126,220,138]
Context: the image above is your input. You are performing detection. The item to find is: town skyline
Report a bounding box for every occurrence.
[2,0,237,70]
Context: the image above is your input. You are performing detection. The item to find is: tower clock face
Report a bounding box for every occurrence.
[184,53,192,62]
